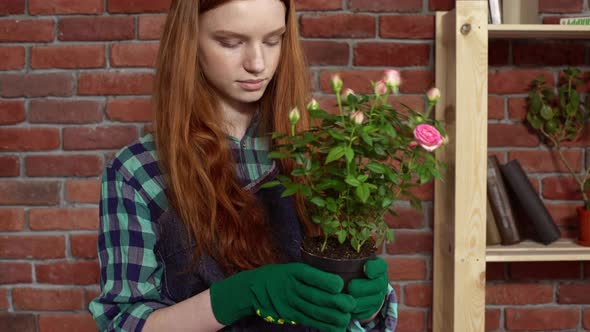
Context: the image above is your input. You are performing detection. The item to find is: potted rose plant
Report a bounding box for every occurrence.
[261,70,447,283]
[526,67,590,246]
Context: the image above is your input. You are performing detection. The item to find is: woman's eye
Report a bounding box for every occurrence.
[219,40,241,48]
[265,40,281,47]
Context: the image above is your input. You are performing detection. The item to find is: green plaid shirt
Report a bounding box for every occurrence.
[89,114,397,331]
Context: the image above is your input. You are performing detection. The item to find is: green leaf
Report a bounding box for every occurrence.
[337,229,347,244]
[345,176,361,187]
[355,183,370,203]
[360,133,373,146]
[325,146,346,164]
[259,180,281,189]
[267,151,287,159]
[381,197,393,208]
[310,196,326,207]
[344,147,354,163]
[540,104,553,120]
[527,113,542,129]
[327,129,346,141]
[357,174,369,182]
[280,186,298,197]
[366,162,387,174]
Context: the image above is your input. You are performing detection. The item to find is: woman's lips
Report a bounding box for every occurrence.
[237,79,264,91]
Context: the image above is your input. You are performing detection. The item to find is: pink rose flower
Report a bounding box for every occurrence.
[413,124,443,151]
[384,69,401,88]
[350,109,364,125]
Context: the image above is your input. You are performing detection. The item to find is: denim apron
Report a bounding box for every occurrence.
[156,164,319,331]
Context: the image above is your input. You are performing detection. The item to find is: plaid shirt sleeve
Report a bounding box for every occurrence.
[348,283,398,332]
[89,163,172,332]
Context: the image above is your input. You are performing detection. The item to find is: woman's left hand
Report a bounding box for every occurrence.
[347,257,389,321]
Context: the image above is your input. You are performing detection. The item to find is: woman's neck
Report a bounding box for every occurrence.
[219,100,258,141]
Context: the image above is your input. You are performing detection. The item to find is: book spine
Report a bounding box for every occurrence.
[487,156,521,244]
[489,0,502,24]
[500,160,560,245]
[487,195,503,245]
[560,17,590,25]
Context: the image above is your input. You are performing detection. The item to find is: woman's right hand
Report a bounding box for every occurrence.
[210,262,356,332]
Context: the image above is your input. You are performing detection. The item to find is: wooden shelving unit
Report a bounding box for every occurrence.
[433,1,590,331]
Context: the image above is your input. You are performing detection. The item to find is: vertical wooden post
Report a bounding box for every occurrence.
[433,1,488,331]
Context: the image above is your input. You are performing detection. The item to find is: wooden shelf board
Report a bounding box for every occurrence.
[489,24,590,39]
[486,238,590,262]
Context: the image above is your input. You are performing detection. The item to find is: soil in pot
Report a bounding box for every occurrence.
[578,207,590,246]
[301,236,377,293]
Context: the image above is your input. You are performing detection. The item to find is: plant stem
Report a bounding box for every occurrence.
[336,91,344,123]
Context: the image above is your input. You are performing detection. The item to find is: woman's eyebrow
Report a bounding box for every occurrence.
[212,26,286,39]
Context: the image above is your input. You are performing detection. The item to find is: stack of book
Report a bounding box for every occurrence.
[486,156,561,246]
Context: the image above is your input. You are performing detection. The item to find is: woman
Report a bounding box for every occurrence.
[89,0,397,331]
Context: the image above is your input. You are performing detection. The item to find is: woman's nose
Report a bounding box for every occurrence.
[243,44,265,74]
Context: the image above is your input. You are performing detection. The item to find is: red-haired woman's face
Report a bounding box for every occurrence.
[198,0,286,108]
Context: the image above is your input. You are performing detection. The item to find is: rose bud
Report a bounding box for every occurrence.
[374,79,388,96]
[307,98,319,111]
[342,88,355,99]
[427,87,441,104]
[331,74,343,92]
[288,107,300,125]
[384,69,401,91]
[350,109,365,125]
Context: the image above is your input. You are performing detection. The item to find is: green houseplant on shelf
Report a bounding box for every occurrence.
[262,70,448,283]
[526,67,590,246]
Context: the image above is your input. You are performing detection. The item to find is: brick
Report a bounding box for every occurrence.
[58,17,134,41]
[0,128,60,151]
[380,15,434,39]
[84,288,101,308]
[508,150,583,173]
[0,46,25,69]
[558,283,590,303]
[71,234,98,258]
[294,0,341,10]
[78,72,154,96]
[26,155,103,177]
[510,261,581,279]
[107,0,170,13]
[546,203,582,227]
[39,314,97,332]
[0,0,25,15]
[138,15,166,40]
[486,283,553,305]
[30,99,103,124]
[429,0,454,11]
[584,308,590,330]
[385,207,424,228]
[319,70,384,94]
[489,40,509,66]
[486,262,505,281]
[399,70,434,94]
[0,181,60,206]
[13,288,83,310]
[0,262,31,284]
[36,261,99,285]
[396,310,425,332]
[542,176,583,201]
[407,182,433,201]
[0,100,25,125]
[404,283,432,307]
[539,0,583,13]
[32,45,105,69]
[106,98,153,122]
[513,42,585,66]
[489,69,554,94]
[386,231,432,254]
[0,208,24,231]
[488,124,539,147]
[111,42,159,68]
[488,96,504,120]
[301,41,349,66]
[0,235,64,258]
[0,19,53,42]
[63,126,137,150]
[0,289,6,310]
[29,208,98,230]
[507,97,527,120]
[354,42,430,66]
[350,0,422,12]
[300,14,375,38]
[485,309,501,332]
[0,313,36,332]
[506,307,579,331]
[387,257,426,280]
[65,179,100,204]
[0,73,73,98]
[29,0,103,15]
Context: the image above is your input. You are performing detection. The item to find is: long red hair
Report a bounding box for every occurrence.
[153,0,319,274]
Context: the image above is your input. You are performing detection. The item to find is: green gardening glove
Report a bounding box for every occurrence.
[347,257,389,320]
[210,262,357,332]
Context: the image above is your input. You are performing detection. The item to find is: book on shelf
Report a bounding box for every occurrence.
[500,159,560,245]
[487,155,521,244]
[488,0,502,24]
[486,195,502,245]
[560,16,590,25]
[502,0,539,24]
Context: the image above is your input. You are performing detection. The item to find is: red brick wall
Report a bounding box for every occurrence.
[0,0,589,331]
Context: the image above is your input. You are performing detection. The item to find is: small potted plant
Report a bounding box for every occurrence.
[526,67,590,246]
[262,70,447,285]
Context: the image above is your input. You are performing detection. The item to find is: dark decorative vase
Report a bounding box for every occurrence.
[577,207,590,246]
[300,247,375,293]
